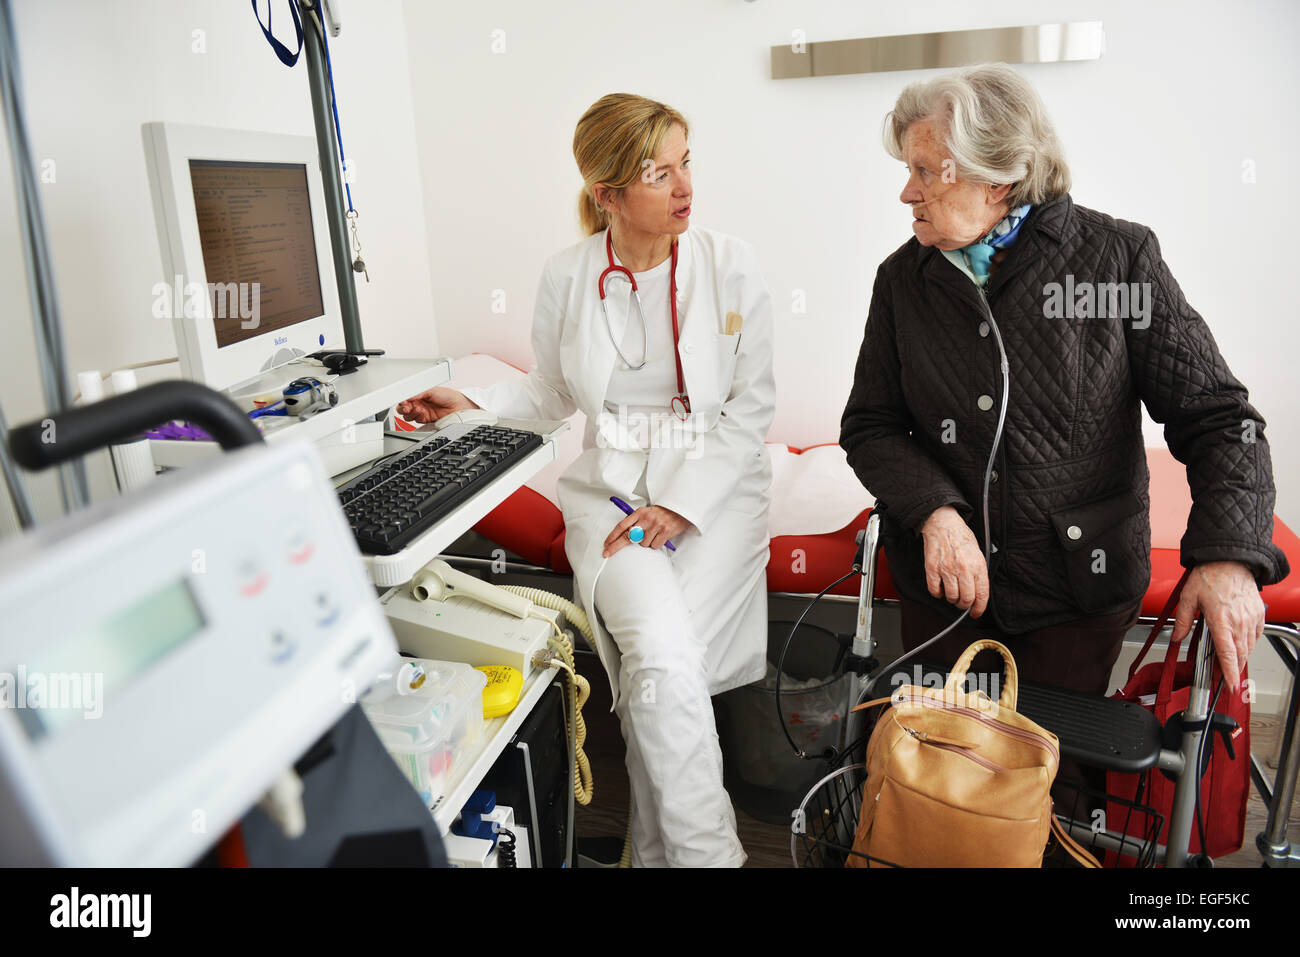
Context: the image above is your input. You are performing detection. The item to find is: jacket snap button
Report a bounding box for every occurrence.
[977,394,993,411]
[683,343,694,354]
[978,321,990,338]
[991,469,998,482]
[1067,525,1083,540]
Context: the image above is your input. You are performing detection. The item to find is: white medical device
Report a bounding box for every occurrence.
[380,562,555,677]
[0,440,397,866]
[142,122,344,396]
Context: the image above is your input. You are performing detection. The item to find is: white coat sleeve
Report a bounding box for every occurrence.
[655,243,776,535]
[460,264,577,421]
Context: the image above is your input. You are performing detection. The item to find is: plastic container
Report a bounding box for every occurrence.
[361,657,488,805]
[713,620,854,825]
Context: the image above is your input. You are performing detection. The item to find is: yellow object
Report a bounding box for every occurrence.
[476,665,523,718]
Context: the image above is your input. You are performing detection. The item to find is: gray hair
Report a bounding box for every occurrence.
[883,63,1070,208]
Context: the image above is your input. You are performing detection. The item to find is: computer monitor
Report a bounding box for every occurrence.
[142,122,342,396]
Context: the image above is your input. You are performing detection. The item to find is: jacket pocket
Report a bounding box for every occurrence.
[1050,489,1148,615]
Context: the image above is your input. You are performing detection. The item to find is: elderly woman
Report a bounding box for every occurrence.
[399,94,774,867]
[841,64,1289,708]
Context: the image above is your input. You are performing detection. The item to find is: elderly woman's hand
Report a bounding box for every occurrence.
[1172,561,1265,695]
[921,506,990,618]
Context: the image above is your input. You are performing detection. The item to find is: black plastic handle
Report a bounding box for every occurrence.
[8,380,263,471]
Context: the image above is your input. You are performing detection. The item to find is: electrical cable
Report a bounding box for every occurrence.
[498,584,595,869]
[854,286,1011,707]
[495,827,518,868]
[774,570,857,759]
[777,287,1013,762]
[255,1,361,229]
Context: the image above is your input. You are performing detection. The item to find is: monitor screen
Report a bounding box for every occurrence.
[188,160,326,349]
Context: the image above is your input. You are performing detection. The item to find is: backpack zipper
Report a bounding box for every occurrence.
[894,690,1059,765]
[900,724,1008,773]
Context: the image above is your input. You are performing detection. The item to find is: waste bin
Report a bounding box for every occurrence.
[714,620,854,826]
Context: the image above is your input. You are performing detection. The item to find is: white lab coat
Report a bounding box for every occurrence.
[462,226,775,711]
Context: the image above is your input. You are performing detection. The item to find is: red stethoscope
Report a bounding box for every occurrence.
[598,229,691,419]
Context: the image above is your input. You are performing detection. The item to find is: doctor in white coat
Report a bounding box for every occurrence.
[398,94,775,867]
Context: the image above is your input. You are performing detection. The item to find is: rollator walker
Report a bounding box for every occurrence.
[792,512,1300,868]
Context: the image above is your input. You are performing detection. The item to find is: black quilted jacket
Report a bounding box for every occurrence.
[840,193,1289,633]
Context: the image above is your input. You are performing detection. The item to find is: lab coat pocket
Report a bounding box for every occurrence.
[715,333,741,398]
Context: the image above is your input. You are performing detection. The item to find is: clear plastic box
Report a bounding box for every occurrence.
[361,657,488,805]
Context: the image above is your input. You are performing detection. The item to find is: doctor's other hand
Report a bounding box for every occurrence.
[921,505,990,618]
[603,506,691,558]
[1170,560,1265,696]
[395,387,479,425]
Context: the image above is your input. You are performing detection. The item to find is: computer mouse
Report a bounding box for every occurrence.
[322,353,364,375]
[432,409,499,430]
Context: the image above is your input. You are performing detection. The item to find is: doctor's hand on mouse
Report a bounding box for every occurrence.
[603,506,692,558]
[396,387,480,424]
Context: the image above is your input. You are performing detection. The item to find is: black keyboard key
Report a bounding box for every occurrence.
[414,484,461,517]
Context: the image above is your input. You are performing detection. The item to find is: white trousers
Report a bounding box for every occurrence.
[594,536,748,868]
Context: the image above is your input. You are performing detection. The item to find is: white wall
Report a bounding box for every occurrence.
[0,0,437,529]
[403,0,1300,526]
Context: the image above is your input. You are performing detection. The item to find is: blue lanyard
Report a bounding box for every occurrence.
[251,1,354,216]
[250,0,303,67]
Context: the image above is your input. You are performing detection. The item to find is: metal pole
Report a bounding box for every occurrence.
[853,512,881,659]
[1257,625,1300,865]
[298,1,363,354]
[0,0,88,517]
[1164,629,1216,867]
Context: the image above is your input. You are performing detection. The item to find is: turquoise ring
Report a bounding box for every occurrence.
[628,526,645,544]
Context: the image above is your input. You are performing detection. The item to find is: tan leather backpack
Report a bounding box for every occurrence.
[847,639,1099,868]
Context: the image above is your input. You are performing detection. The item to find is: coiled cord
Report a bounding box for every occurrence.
[498,587,595,806]
[496,827,518,868]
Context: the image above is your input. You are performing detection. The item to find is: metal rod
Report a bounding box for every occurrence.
[1060,817,1166,867]
[0,0,88,516]
[1164,628,1216,867]
[297,1,363,354]
[1257,623,1300,863]
[0,396,36,529]
[852,513,880,658]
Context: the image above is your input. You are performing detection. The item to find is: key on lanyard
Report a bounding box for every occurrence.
[348,210,369,283]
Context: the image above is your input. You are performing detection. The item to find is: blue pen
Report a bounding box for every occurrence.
[610,496,676,552]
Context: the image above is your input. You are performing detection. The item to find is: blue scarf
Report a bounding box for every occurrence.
[949,204,1032,286]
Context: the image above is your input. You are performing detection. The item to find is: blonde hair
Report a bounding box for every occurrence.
[883,63,1071,208]
[573,93,689,236]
